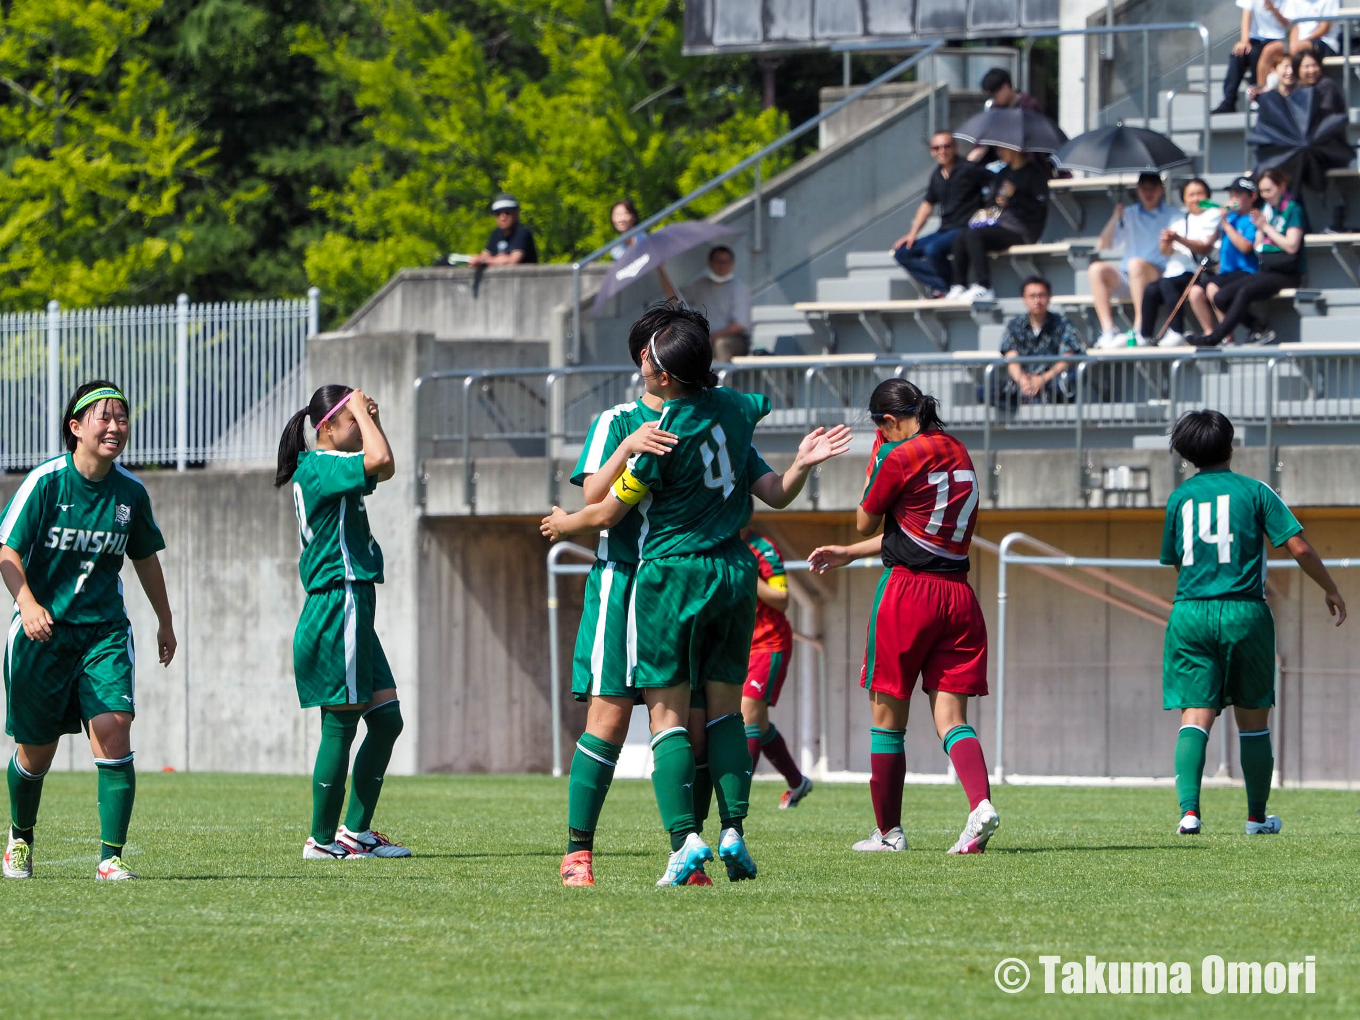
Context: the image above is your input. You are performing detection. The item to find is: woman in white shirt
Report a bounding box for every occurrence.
[1142,179,1222,345]
[1215,0,1292,114]
[1285,0,1342,60]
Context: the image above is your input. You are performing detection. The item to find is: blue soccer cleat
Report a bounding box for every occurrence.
[656,832,713,887]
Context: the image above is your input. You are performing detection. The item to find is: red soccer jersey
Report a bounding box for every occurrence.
[861,430,979,573]
[746,531,794,652]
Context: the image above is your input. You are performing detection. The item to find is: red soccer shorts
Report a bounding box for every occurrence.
[860,567,989,700]
[744,647,792,705]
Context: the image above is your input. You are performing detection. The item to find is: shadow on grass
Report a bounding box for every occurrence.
[990,844,1209,854]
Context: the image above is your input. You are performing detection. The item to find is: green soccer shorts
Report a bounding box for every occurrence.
[628,540,758,690]
[4,614,136,745]
[1163,598,1276,711]
[571,559,639,702]
[293,582,396,709]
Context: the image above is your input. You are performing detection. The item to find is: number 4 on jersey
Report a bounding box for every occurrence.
[1181,495,1234,565]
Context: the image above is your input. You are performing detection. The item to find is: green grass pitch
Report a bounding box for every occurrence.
[1,773,1357,1018]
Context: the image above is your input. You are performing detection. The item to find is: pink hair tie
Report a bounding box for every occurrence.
[316,390,353,430]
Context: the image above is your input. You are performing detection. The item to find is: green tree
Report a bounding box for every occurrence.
[300,0,791,316]
[0,0,226,308]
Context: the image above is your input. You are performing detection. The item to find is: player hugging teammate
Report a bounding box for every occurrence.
[2,381,176,881]
[276,385,411,861]
[543,302,849,886]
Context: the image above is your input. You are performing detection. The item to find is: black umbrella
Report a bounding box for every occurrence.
[953,106,1067,154]
[591,221,738,313]
[1248,88,1352,193]
[1053,123,1192,175]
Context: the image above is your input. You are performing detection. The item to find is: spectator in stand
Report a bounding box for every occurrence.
[984,276,1083,407]
[469,194,538,266]
[1294,48,1346,116]
[1250,50,1300,100]
[1185,170,1303,348]
[946,148,1049,304]
[1144,179,1223,347]
[1214,0,1292,114]
[980,67,1042,112]
[662,246,753,362]
[892,132,987,298]
[607,199,643,261]
[1182,177,1262,344]
[1284,0,1342,60]
[1089,173,1180,348]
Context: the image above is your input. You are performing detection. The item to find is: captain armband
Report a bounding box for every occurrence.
[767,575,788,591]
[612,468,649,506]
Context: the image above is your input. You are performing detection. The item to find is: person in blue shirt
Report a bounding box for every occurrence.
[1181,177,1261,345]
[1089,173,1181,348]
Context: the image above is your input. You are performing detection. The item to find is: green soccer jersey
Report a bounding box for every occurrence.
[290,450,383,593]
[572,400,660,565]
[614,387,772,559]
[1160,468,1302,601]
[0,454,165,625]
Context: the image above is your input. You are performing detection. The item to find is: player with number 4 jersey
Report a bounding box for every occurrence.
[809,378,998,857]
[1160,411,1345,837]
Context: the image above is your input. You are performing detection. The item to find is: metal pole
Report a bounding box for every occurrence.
[982,363,996,507]
[843,52,851,87]
[175,293,189,472]
[462,375,475,511]
[1265,356,1278,491]
[46,299,59,457]
[1143,31,1151,130]
[927,82,936,146]
[994,532,1021,783]
[570,264,582,366]
[1348,29,1353,118]
[544,372,559,508]
[1074,361,1087,503]
[753,163,763,254]
[547,546,564,777]
[307,286,320,337]
[1201,26,1213,174]
[1021,38,1032,94]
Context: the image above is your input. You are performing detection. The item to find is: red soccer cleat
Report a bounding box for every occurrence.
[684,865,714,886]
[561,850,595,886]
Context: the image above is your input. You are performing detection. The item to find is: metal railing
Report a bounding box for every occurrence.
[413,347,1360,509]
[0,289,319,471]
[566,40,946,365]
[1287,12,1360,112]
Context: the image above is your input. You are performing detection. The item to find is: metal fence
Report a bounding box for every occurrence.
[0,289,318,471]
[413,348,1360,508]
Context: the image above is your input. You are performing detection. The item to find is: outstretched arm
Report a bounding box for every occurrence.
[808,534,883,573]
[750,425,853,509]
[1284,534,1346,625]
[132,553,177,665]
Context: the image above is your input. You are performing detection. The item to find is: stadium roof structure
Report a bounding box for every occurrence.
[683,0,1061,55]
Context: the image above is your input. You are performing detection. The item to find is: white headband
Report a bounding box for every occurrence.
[647,329,668,376]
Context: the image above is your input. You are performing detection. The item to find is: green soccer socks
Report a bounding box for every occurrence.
[1174,724,1209,817]
[1239,728,1274,822]
[8,753,45,845]
[344,701,404,834]
[313,708,360,844]
[650,727,696,851]
[95,753,136,860]
[706,713,751,831]
[691,760,713,835]
[567,732,623,853]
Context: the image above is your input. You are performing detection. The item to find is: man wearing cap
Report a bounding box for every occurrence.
[1088,172,1181,348]
[1183,177,1264,343]
[470,194,538,267]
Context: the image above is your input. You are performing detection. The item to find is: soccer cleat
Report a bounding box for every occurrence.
[3,835,32,879]
[96,855,138,881]
[1177,812,1202,835]
[303,836,372,860]
[948,798,1001,855]
[684,865,714,886]
[718,827,758,881]
[560,850,595,886]
[779,775,814,810]
[1245,815,1282,835]
[336,825,412,858]
[851,826,906,852]
[655,832,713,887]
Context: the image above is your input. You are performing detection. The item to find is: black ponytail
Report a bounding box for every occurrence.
[62,379,128,451]
[644,304,718,392]
[274,384,353,487]
[868,378,946,432]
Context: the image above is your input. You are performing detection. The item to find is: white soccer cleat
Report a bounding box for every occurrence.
[336,825,412,857]
[1245,815,1282,835]
[656,832,713,887]
[3,834,32,879]
[948,799,1000,855]
[1177,812,1202,835]
[96,855,138,881]
[852,826,906,852]
[779,775,814,810]
[303,836,372,860]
